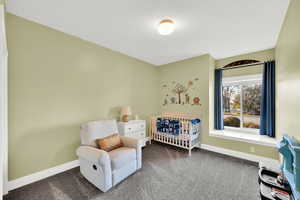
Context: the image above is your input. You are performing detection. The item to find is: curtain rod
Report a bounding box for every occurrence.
[219,62,264,71]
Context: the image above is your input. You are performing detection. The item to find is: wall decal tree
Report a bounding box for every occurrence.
[162,79,201,107]
[172,83,187,104]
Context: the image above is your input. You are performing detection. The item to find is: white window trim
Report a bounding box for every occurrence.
[0,5,8,197]
[210,129,277,148]
[224,126,259,135]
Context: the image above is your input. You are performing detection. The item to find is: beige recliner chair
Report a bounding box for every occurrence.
[76,120,142,192]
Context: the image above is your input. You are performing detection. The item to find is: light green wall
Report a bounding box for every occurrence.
[0,0,4,5]
[7,14,159,180]
[159,55,212,141]
[7,9,283,180]
[276,0,300,142]
[159,53,278,160]
[216,49,275,67]
[217,49,275,78]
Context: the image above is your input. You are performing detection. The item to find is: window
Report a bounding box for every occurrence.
[222,74,262,133]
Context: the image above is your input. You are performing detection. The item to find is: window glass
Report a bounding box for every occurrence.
[222,74,262,132]
[223,85,241,128]
[242,83,261,129]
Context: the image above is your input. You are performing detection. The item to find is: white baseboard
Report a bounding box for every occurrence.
[7,160,79,192]
[200,144,279,166]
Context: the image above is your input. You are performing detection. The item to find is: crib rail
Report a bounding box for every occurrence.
[150,112,201,156]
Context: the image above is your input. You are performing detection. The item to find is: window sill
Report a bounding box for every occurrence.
[209,130,277,147]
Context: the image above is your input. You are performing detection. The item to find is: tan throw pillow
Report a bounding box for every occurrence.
[96,134,123,152]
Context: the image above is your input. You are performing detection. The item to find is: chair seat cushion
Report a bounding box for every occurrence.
[108,147,136,170]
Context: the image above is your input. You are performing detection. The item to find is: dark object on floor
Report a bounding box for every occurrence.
[271,188,291,200]
[259,182,293,200]
[259,167,291,193]
[259,167,294,200]
[277,173,285,185]
[4,143,260,200]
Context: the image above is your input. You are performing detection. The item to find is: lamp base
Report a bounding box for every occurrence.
[122,115,129,122]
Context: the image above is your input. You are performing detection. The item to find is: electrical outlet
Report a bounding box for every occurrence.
[250,146,255,153]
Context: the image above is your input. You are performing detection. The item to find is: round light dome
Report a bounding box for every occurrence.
[158,19,175,35]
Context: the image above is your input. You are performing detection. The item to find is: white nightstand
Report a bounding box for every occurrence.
[117,120,149,147]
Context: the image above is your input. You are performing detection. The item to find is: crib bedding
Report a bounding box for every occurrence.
[156,117,200,135]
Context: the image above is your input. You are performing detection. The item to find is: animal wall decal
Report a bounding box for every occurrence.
[162,78,202,106]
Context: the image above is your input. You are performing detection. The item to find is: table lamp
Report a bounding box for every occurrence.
[120,106,132,122]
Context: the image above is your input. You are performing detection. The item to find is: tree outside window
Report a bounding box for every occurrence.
[222,74,262,132]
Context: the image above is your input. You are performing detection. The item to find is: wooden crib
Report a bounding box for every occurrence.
[149,112,201,156]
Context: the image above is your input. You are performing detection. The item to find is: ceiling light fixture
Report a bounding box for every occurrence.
[158,19,175,35]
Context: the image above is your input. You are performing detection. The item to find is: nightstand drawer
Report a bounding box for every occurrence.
[117,120,148,146]
[124,125,136,133]
[136,122,146,130]
[132,131,145,138]
[125,131,145,138]
[123,123,145,133]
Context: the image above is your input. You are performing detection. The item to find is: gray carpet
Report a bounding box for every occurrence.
[4,143,260,200]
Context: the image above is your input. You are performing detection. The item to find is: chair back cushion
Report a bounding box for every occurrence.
[80,120,119,147]
[96,134,123,152]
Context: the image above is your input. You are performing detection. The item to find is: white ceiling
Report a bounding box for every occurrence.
[6,0,289,66]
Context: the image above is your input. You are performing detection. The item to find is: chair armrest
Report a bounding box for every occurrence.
[76,146,112,191]
[120,136,143,148]
[76,146,110,166]
[120,136,142,169]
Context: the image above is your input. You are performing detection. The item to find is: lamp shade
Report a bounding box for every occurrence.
[120,106,132,116]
